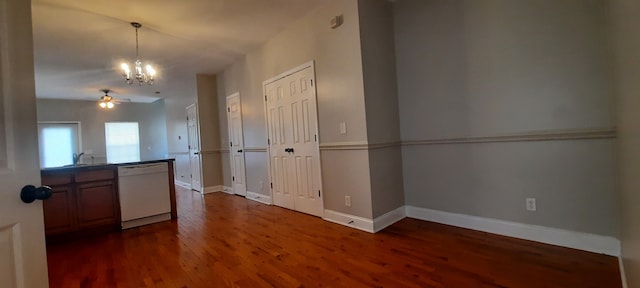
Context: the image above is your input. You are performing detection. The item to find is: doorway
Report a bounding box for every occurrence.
[264,62,323,217]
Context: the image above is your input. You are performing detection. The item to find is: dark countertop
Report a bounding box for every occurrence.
[41,158,175,173]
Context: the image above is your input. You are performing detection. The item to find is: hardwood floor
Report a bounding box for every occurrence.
[46,186,622,287]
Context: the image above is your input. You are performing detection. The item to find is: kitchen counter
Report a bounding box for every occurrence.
[41,158,175,172]
[41,159,177,240]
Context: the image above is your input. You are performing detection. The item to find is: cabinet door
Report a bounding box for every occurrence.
[75,180,120,229]
[42,185,75,236]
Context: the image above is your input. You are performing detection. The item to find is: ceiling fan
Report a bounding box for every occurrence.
[98,89,125,109]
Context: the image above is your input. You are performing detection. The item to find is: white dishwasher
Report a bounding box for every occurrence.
[118,162,171,229]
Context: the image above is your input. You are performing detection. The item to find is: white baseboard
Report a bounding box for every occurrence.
[620,257,628,288]
[222,186,234,194]
[175,180,191,189]
[121,213,172,229]
[406,206,621,256]
[373,206,406,232]
[202,185,224,194]
[246,191,272,205]
[323,210,374,233]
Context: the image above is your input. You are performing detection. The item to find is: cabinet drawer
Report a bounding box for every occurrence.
[42,173,73,186]
[75,169,115,182]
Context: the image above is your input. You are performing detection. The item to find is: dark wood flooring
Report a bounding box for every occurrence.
[46,186,622,287]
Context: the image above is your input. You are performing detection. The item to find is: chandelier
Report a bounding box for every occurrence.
[121,22,156,85]
[98,89,115,109]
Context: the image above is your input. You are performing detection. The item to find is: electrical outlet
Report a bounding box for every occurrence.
[345,195,351,207]
[526,198,536,211]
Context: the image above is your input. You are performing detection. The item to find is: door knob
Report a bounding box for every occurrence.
[237,150,243,153]
[20,185,53,203]
[284,148,290,153]
[289,148,294,153]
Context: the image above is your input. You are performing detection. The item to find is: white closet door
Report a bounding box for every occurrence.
[265,64,323,217]
[266,79,295,210]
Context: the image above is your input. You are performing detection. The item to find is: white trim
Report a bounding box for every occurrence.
[323,210,374,233]
[121,213,171,229]
[402,128,616,146]
[202,185,224,194]
[620,257,628,288]
[174,180,191,189]
[319,141,368,150]
[373,206,406,232]
[246,191,272,205]
[263,61,314,85]
[222,186,233,194]
[244,147,268,152]
[406,206,621,256]
[319,141,401,151]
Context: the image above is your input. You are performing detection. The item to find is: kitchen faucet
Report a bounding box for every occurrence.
[72,152,85,165]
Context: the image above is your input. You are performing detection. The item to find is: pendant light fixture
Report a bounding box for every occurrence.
[98,89,115,109]
[121,22,156,85]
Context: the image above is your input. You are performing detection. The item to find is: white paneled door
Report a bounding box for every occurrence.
[186,104,203,192]
[227,93,247,196]
[265,63,323,217]
[0,0,50,287]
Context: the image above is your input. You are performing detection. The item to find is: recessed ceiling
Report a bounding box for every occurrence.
[31,0,325,103]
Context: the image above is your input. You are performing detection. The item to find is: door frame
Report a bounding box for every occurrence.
[226,92,247,196]
[262,60,324,215]
[185,103,203,192]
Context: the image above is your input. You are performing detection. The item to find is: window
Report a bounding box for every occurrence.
[38,122,80,168]
[105,122,140,163]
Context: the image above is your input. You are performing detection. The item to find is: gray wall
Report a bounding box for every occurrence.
[358,0,405,218]
[196,74,223,189]
[220,0,376,218]
[394,0,618,236]
[36,99,168,164]
[609,0,640,285]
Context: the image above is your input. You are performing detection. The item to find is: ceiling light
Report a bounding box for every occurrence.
[98,89,115,109]
[121,22,155,85]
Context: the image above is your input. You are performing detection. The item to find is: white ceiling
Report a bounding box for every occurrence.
[31,0,325,103]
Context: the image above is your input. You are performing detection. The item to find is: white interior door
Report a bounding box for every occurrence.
[227,93,247,196]
[265,63,323,217]
[0,0,50,286]
[186,104,202,192]
[266,78,295,210]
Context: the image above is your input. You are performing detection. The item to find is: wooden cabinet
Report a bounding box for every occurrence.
[42,166,120,240]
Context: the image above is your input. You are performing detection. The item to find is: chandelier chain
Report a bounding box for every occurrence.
[135,26,139,60]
